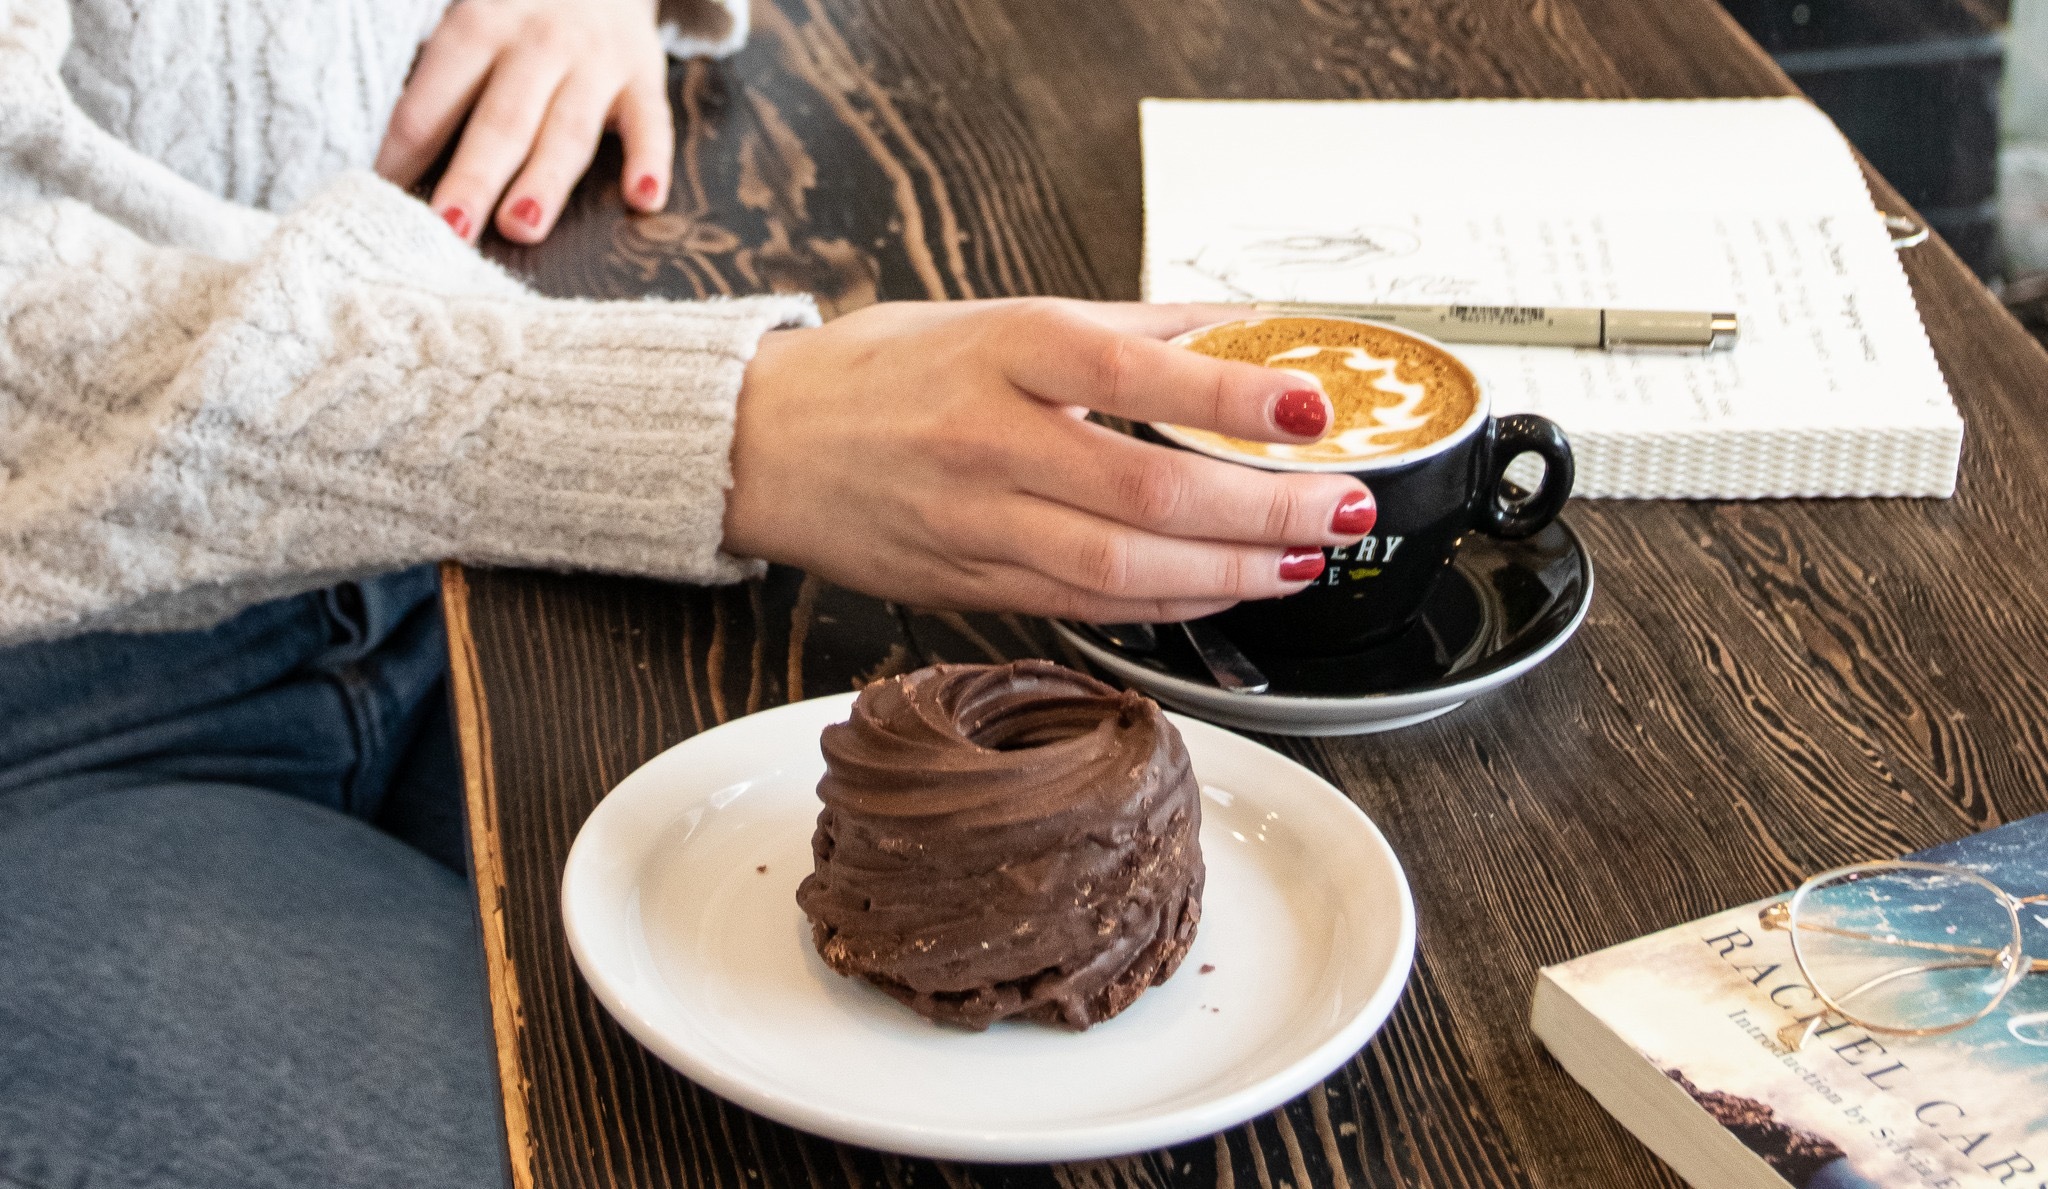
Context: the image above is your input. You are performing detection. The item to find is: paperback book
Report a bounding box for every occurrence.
[1532,815,2048,1188]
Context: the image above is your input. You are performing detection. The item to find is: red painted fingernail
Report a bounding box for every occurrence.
[1279,548,1326,583]
[1274,389,1329,438]
[634,173,661,202]
[1331,490,1377,536]
[510,197,543,227]
[441,206,472,240]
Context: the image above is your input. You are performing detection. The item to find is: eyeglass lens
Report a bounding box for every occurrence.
[1790,865,2022,1034]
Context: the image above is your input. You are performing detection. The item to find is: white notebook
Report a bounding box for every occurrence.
[1140,98,1964,499]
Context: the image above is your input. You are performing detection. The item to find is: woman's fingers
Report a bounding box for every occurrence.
[493,74,613,242]
[374,14,501,188]
[725,302,1366,622]
[1021,417,1375,544]
[379,0,674,240]
[1069,301,1260,340]
[994,300,1334,443]
[428,52,570,242]
[970,500,1328,604]
[945,564,1240,625]
[613,75,674,212]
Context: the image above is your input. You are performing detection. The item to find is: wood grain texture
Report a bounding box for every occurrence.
[445,0,2048,1186]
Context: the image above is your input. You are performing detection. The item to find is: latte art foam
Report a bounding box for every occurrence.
[1165,318,1482,465]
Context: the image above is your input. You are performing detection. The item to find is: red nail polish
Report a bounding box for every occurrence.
[441,206,472,239]
[1274,389,1328,438]
[1331,490,1377,536]
[1279,548,1326,583]
[634,173,661,202]
[510,197,543,227]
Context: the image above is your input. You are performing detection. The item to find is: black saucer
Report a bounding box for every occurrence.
[1050,518,1592,735]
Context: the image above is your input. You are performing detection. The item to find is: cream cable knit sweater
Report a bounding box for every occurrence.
[0,0,817,644]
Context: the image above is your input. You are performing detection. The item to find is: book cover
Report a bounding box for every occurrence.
[1535,816,2048,1188]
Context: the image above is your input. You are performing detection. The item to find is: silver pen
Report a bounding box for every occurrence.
[1249,301,1740,353]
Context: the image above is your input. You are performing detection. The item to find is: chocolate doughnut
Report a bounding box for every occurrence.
[795,660,1204,1030]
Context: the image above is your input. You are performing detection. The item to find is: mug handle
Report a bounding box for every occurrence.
[1476,414,1574,540]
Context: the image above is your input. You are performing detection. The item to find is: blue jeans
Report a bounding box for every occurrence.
[0,569,503,1189]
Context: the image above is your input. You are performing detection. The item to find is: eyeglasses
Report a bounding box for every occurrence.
[1758,859,2048,1052]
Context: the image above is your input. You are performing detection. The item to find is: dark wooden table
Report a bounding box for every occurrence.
[442,1,2048,1186]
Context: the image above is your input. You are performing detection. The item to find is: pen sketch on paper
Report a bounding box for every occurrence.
[1242,226,1423,268]
[1165,223,1482,304]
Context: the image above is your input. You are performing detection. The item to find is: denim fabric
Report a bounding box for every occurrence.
[0,569,503,1189]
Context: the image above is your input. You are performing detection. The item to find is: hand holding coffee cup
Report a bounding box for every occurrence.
[1150,316,1574,655]
[722,299,1381,623]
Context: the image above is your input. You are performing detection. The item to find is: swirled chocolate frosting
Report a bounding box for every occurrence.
[795,660,1203,1030]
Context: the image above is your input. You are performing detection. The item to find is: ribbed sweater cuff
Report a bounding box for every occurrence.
[452,292,820,583]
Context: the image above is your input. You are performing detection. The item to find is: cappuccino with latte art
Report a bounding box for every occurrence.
[1146,315,1574,654]
[1158,317,1483,468]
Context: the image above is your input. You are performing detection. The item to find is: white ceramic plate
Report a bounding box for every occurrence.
[561,692,1415,1162]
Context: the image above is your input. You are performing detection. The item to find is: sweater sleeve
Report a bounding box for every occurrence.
[0,171,819,643]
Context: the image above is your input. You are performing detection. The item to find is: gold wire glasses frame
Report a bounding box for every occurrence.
[1758,859,2048,1052]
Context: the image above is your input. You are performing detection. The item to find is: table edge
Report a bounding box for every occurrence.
[442,561,536,1189]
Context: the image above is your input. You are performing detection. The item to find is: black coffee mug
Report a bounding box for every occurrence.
[1149,323,1574,656]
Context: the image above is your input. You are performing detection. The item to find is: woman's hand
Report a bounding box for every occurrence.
[375,0,670,244]
[725,299,1379,623]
